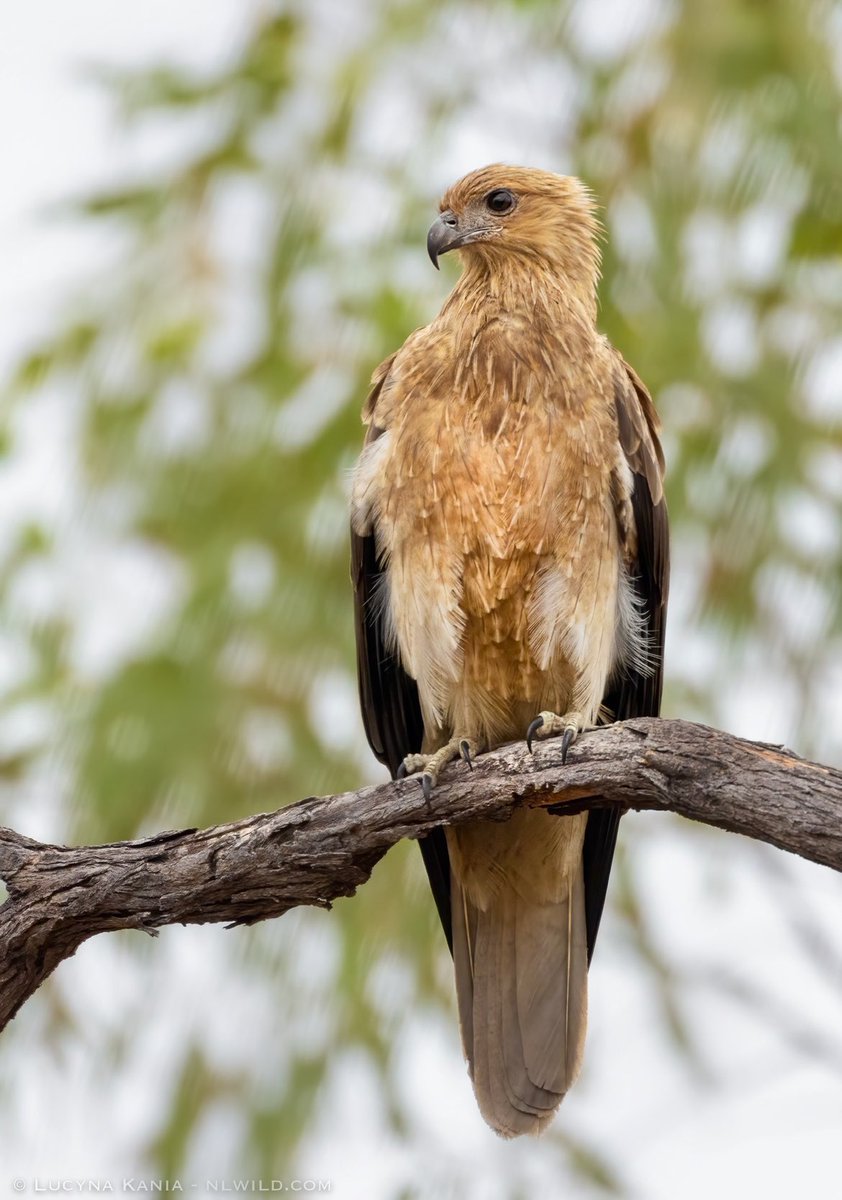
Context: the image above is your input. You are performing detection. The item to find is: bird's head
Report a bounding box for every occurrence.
[427,165,601,294]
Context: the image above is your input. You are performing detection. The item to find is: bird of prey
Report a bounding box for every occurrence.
[350,165,668,1137]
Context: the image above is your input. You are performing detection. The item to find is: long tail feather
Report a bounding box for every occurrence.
[452,862,588,1137]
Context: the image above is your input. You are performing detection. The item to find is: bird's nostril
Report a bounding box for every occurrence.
[442,212,458,227]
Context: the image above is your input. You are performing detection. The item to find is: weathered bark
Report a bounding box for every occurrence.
[0,717,839,1033]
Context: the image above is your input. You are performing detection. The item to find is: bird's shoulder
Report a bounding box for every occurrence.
[361,320,453,432]
[605,341,665,507]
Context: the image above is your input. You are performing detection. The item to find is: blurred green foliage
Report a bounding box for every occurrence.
[0,0,840,1194]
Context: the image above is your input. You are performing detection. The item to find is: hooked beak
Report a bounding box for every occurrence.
[427,210,475,269]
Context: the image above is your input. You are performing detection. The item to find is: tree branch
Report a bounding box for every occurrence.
[1,717,840,1033]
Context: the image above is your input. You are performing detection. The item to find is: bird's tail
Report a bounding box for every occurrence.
[450,851,589,1138]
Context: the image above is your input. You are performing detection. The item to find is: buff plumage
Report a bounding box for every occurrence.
[351,165,668,1136]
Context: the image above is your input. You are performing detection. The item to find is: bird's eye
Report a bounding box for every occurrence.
[485,189,516,215]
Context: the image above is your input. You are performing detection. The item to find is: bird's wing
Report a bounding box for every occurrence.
[351,368,453,948]
[581,356,669,960]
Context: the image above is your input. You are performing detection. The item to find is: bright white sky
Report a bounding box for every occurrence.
[0,4,841,1199]
[0,0,254,375]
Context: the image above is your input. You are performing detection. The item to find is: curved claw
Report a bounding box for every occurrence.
[396,761,408,780]
[421,773,434,803]
[561,727,575,764]
[526,715,545,754]
[459,739,473,770]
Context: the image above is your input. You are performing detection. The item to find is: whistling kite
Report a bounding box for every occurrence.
[351,165,668,1136]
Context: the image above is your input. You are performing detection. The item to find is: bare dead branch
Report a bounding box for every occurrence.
[1,717,840,1033]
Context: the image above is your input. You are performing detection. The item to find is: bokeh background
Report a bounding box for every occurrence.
[1,1,841,1196]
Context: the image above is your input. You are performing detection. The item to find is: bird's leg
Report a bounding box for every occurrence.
[526,710,587,763]
[397,737,479,801]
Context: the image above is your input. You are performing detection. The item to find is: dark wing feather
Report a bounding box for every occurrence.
[581,359,670,961]
[351,420,453,948]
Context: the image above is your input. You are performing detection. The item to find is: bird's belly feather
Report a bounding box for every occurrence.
[378,419,620,744]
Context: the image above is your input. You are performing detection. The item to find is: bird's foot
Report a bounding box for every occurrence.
[397,737,478,801]
[526,710,586,763]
